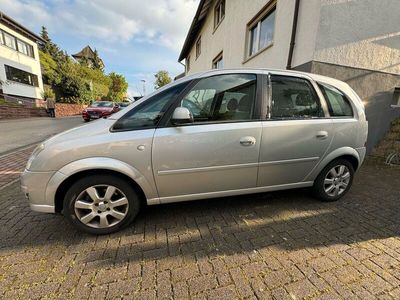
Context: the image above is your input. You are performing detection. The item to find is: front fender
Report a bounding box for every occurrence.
[45,157,158,207]
[305,147,361,181]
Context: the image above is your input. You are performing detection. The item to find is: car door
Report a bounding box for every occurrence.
[257,74,334,187]
[152,73,263,202]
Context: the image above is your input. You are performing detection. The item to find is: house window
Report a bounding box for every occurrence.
[392,88,400,107]
[186,55,191,72]
[248,5,276,57]
[1,30,35,58]
[196,37,201,58]
[214,0,225,29]
[212,52,224,69]
[5,65,39,87]
[3,31,17,50]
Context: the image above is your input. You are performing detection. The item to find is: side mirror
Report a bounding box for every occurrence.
[171,107,194,125]
[113,105,120,112]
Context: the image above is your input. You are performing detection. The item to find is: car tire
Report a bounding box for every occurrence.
[63,174,140,234]
[313,159,354,202]
[84,119,90,122]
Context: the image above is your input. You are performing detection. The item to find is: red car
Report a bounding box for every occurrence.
[82,101,120,122]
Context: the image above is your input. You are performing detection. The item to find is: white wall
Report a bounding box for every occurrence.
[0,23,44,99]
[314,0,400,75]
[184,0,400,75]
[185,0,320,74]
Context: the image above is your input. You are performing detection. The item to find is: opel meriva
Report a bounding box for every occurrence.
[21,69,368,234]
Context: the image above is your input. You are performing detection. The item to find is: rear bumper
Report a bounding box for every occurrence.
[21,169,56,213]
[355,147,366,169]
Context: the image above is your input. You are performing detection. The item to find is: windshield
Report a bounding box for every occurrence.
[90,101,113,108]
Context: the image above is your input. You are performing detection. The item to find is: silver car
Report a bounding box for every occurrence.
[21,69,368,234]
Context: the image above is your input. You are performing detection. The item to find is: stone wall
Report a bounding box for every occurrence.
[372,118,400,158]
[0,104,48,120]
[55,103,87,118]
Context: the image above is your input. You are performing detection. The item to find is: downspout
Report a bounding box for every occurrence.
[286,0,301,70]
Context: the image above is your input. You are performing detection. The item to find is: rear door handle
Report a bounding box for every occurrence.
[316,131,328,139]
[240,136,256,146]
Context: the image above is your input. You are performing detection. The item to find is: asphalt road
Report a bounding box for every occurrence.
[0,116,84,155]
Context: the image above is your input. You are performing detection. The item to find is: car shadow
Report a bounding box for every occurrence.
[1,163,399,268]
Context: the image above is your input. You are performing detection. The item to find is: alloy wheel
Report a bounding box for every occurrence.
[323,165,351,197]
[74,185,129,229]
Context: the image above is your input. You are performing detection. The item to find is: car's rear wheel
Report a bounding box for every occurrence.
[313,159,354,202]
[63,175,140,234]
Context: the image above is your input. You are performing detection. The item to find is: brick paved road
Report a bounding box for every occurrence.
[0,145,36,189]
[0,162,399,299]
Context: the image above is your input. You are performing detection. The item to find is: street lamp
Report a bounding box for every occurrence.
[141,79,146,96]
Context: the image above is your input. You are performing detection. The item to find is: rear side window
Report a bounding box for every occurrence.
[112,82,189,131]
[318,83,353,117]
[270,76,324,119]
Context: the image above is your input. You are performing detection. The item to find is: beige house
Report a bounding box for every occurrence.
[0,12,44,102]
[179,0,400,151]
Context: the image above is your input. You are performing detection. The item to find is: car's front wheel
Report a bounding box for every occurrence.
[313,159,354,202]
[63,174,140,234]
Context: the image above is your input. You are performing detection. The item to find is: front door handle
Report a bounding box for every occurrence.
[240,136,256,146]
[316,131,328,139]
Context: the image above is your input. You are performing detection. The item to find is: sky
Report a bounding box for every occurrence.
[0,0,199,97]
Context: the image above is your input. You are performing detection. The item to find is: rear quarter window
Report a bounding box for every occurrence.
[318,83,354,117]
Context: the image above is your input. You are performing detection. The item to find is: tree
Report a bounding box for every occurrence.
[40,26,65,62]
[107,72,128,101]
[39,26,128,104]
[154,70,172,89]
[92,49,104,71]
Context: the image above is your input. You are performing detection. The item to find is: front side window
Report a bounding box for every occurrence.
[271,76,324,119]
[179,74,257,123]
[5,65,38,86]
[112,82,189,131]
[319,83,353,117]
[248,6,276,57]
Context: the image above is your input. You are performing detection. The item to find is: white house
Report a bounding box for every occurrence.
[179,0,400,151]
[0,12,44,102]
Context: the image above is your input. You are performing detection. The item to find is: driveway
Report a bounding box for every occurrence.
[0,116,83,155]
[0,160,399,299]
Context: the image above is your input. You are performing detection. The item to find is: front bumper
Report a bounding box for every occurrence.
[21,169,56,213]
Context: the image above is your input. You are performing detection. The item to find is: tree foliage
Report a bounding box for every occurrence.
[39,27,127,104]
[154,70,172,89]
[92,49,104,71]
[107,72,128,101]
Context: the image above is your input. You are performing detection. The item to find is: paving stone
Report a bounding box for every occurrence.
[0,156,399,299]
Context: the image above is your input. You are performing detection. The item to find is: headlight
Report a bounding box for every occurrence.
[26,143,45,170]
